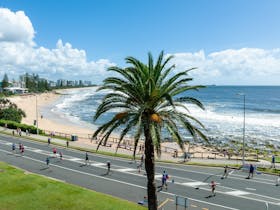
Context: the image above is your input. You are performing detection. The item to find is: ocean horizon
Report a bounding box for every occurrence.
[45,86,280,144]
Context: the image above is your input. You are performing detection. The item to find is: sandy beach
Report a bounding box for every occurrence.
[9,90,94,137]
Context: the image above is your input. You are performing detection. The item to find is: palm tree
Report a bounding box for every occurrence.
[93,51,207,210]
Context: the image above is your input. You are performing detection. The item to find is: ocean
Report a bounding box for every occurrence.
[49,86,280,144]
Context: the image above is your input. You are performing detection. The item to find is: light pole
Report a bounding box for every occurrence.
[237,93,246,166]
[36,95,39,135]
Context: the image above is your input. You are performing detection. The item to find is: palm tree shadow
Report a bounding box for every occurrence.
[205,195,213,199]
[40,167,50,171]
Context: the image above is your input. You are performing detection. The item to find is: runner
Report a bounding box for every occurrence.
[59,151,63,160]
[161,171,169,190]
[248,164,254,179]
[48,137,51,146]
[46,157,50,167]
[19,143,22,152]
[210,180,216,196]
[20,144,24,155]
[12,143,16,153]
[53,147,57,157]
[106,161,111,174]
[221,165,229,179]
[85,152,89,165]
[138,154,144,173]
[66,140,69,148]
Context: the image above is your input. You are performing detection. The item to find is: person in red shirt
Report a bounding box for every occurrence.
[210,180,216,196]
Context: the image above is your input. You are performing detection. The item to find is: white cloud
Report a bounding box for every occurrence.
[0,8,279,85]
[170,48,280,85]
[0,8,35,46]
[0,8,115,83]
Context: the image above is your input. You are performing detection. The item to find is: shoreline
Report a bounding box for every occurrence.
[8,89,216,156]
[9,90,95,137]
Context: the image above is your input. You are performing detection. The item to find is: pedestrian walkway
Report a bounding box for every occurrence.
[0,127,279,169]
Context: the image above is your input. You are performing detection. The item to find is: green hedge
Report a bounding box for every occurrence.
[0,119,44,134]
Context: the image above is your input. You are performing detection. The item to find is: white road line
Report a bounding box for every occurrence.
[0,148,240,210]
[91,163,106,166]
[245,188,256,191]
[155,174,162,179]
[181,181,208,187]
[67,158,83,161]
[226,190,250,196]
[115,168,136,172]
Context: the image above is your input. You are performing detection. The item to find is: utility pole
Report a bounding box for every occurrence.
[36,95,39,135]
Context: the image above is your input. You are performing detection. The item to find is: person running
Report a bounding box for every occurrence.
[85,152,89,165]
[48,137,51,146]
[20,144,24,155]
[210,180,217,196]
[106,161,111,174]
[19,143,22,152]
[12,143,16,153]
[221,165,229,179]
[66,140,69,148]
[138,154,144,173]
[59,151,63,160]
[53,147,57,157]
[161,171,169,190]
[248,164,254,179]
[46,157,50,167]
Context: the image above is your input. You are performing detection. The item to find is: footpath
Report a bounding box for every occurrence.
[0,127,279,170]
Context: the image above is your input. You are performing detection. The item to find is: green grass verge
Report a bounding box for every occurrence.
[0,162,146,210]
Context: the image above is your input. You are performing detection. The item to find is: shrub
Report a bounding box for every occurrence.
[0,119,44,134]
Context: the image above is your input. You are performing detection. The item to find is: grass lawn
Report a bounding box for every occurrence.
[0,162,146,210]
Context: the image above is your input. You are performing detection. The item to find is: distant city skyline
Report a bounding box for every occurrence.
[0,0,280,85]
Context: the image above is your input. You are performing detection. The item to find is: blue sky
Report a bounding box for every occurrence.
[0,0,280,85]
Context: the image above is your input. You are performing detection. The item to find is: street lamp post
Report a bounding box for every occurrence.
[36,95,39,135]
[237,93,246,166]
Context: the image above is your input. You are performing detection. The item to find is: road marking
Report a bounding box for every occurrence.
[68,158,83,161]
[161,191,239,210]
[91,163,106,166]
[226,190,250,196]
[245,188,256,191]
[31,149,43,153]
[0,148,240,210]
[155,174,162,179]
[181,181,208,187]
[191,204,197,207]
[116,168,136,172]
[159,164,275,185]
[158,198,173,209]
[5,142,12,145]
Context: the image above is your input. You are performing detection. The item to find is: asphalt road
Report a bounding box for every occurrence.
[0,133,279,210]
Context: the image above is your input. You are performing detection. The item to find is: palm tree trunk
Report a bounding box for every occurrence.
[144,120,157,210]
